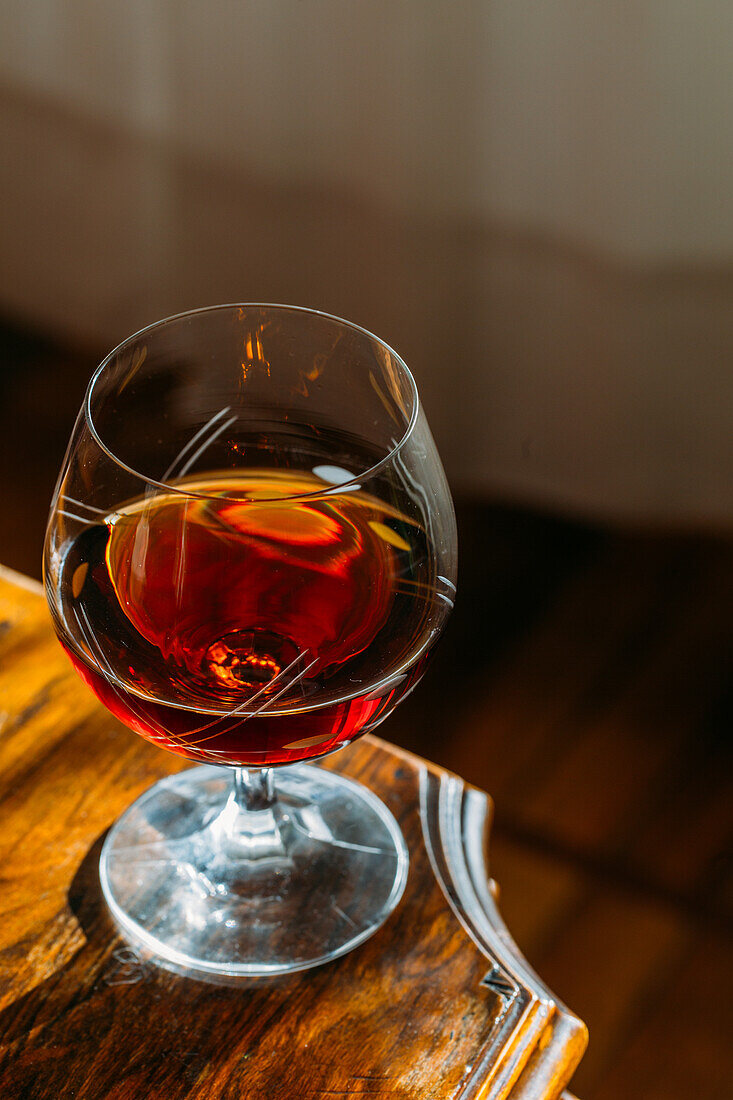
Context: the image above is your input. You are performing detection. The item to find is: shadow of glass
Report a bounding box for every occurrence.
[0,830,308,1098]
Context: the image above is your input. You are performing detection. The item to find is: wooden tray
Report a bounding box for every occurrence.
[0,566,586,1098]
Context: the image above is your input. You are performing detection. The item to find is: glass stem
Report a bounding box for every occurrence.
[210,766,286,862]
[233,766,275,812]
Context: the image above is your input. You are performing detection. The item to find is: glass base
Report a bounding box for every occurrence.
[99,764,409,981]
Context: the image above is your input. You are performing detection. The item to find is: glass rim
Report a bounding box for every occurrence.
[84,302,420,504]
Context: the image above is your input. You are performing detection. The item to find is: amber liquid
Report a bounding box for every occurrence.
[54,471,438,765]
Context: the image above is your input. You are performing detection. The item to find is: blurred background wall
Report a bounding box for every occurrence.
[1,0,733,521]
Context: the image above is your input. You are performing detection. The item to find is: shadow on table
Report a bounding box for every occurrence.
[0,832,309,1098]
[0,833,114,1043]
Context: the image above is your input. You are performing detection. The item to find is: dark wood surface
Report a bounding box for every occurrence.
[0,567,585,1100]
[1,320,732,1098]
[401,519,733,1100]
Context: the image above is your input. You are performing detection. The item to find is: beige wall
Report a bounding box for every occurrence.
[2,2,732,522]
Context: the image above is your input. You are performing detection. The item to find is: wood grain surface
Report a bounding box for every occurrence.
[0,567,585,1100]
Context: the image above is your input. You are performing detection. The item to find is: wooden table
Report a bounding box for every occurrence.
[0,566,586,1099]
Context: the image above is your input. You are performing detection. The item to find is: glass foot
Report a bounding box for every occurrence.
[99,764,409,980]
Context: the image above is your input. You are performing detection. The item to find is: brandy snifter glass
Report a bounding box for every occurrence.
[44,304,457,979]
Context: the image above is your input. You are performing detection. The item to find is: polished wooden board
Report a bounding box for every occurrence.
[0,567,585,1099]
